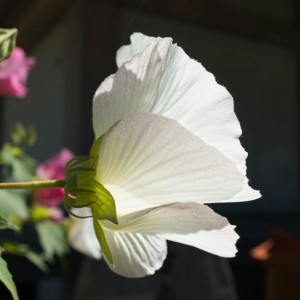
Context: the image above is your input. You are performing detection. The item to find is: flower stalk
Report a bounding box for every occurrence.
[0,180,66,190]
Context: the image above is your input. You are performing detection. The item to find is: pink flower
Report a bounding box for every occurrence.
[0,47,35,98]
[49,207,64,222]
[36,148,74,206]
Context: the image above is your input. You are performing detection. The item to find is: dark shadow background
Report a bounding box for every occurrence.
[0,0,299,299]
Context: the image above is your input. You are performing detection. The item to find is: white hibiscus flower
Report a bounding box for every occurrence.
[66,33,260,278]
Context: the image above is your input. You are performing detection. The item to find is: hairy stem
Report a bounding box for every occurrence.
[0,180,66,190]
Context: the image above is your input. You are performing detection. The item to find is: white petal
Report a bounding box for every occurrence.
[101,226,167,278]
[103,202,239,258]
[97,113,244,216]
[229,182,261,202]
[116,33,160,67]
[94,33,260,202]
[68,208,101,259]
[158,58,261,200]
[115,33,245,172]
[93,37,172,139]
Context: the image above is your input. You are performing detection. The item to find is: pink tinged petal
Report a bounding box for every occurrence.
[104,202,239,258]
[101,227,167,278]
[0,47,35,98]
[96,113,245,216]
[37,148,74,180]
[0,48,34,78]
[68,208,102,260]
[35,188,65,207]
[49,207,64,222]
[0,77,26,97]
[36,148,74,206]
[94,33,260,203]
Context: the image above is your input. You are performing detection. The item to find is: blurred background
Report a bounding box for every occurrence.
[0,0,299,299]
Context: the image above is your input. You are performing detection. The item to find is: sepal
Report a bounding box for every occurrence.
[64,137,118,225]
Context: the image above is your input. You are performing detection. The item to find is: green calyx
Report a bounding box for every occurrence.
[0,28,17,63]
[64,136,117,265]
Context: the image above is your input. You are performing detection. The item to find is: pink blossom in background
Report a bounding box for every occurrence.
[49,207,64,222]
[0,47,35,98]
[36,148,74,206]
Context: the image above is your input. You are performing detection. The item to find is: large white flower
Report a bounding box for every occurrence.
[67,33,260,278]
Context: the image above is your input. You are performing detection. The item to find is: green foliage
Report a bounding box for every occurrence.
[1,144,36,182]
[0,122,70,298]
[11,123,37,149]
[36,221,69,261]
[0,124,37,220]
[0,213,19,231]
[93,218,113,265]
[0,190,29,220]
[2,242,48,273]
[0,256,19,300]
[30,205,53,222]
[0,28,17,63]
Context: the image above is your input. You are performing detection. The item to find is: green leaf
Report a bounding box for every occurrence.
[1,143,36,182]
[10,123,37,148]
[93,218,113,265]
[0,256,19,300]
[0,213,19,231]
[2,242,48,273]
[0,28,17,63]
[11,123,26,147]
[24,126,37,147]
[35,221,68,261]
[0,190,28,220]
[14,154,36,182]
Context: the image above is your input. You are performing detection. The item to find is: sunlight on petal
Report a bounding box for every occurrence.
[97,113,244,216]
[103,202,238,258]
[102,228,167,278]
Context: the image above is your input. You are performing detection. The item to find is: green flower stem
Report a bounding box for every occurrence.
[0,180,66,190]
